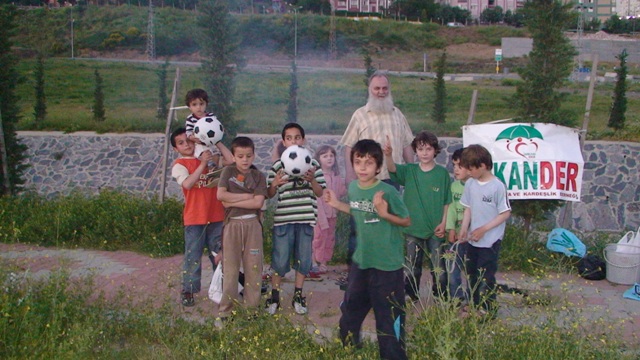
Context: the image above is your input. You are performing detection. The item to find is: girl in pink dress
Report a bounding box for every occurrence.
[312,145,347,274]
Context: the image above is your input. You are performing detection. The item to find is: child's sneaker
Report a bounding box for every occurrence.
[181,292,195,307]
[306,271,323,281]
[311,265,327,275]
[265,298,280,315]
[292,295,308,315]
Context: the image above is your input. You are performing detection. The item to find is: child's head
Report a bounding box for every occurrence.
[315,145,339,175]
[170,127,194,156]
[451,148,470,181]
[281,123,305,148]
[231,136,255,172]
[185,88,208,118]
[185,88,208,106]
[231,136,255,155]
[460,144,493,176]
[350,139,383,172]
[411,131,441,155]
[411,131,440,165]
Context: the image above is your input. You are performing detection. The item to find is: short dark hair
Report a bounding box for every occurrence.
[451,147,464,162]
[231,136,255,154]
[170,127,187,148]
[185,88,208,106]
[351,139,383,170]
[281,123,305,140]
[411,131,441,154]
[460,144,493,170]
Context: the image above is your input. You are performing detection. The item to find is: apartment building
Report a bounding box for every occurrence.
[616,0,640,16]
[324,0,619,22]
[331,0,393,13]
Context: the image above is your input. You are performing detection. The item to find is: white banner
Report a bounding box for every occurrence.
[462,123,584,202]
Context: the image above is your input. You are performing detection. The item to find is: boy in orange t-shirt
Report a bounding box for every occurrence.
[171,127,232,307]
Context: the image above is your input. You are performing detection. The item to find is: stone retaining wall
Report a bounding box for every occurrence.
[17,131,640,232]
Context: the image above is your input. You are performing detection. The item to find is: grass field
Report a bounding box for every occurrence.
[15,58,640,141]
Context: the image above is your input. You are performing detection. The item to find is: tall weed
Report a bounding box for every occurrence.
[0,190,183,257]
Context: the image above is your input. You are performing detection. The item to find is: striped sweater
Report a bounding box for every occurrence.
[267,159,326,226]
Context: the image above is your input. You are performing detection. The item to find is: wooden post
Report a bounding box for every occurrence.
[159,68,181,203]
[560,54,599,229]
[467,89,478,125]
[580,53,599,149]
[0,104,11,195]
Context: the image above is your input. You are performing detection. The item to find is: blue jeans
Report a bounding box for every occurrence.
[183,222,223,294]
[271,223,314,276]
[404,234,448,300]
[447,241,468,301]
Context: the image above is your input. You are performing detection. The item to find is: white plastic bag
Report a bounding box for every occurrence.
[208,265,224,304]
[616,230,640,254]
[208,264,244,304]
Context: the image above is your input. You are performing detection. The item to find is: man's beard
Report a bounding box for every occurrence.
[366,93,394,114]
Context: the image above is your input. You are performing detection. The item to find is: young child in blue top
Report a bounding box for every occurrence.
[384,130,451,301]
[265,123,326,316]
[458,144,511,316]
[324,139,410,360]
[445,148,471,302]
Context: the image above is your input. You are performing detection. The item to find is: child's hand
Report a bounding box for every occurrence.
[271,169,289,188]
[383,135,393,157]
[323,189,337,207]
[458,230,468,243]
[434,223,446,238]
[302,166,316,183]
[372,191,388,216]
[199,150,213,164]
[469,227,487,242]
[447,230,457,244]
[188,134,204,145]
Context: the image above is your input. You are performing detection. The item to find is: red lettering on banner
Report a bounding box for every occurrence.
[540,161,553,190]
[566,162,579,192]
[556,161,566,190]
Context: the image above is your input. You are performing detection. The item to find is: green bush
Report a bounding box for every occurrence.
[0,190,183,257]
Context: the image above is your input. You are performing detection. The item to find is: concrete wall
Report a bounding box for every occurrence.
[17,131,640,233]
[502,37,640,64]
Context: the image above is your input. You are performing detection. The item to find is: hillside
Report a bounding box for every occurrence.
[13,5,526,72]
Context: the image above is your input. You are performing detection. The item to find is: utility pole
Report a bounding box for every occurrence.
[146,1,156,61]
[70,8,74,59]
[329,0,337,60]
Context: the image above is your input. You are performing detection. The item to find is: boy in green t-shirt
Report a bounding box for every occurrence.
[384,131,452,301]
[324,139,410,360]
[445,148,471,302]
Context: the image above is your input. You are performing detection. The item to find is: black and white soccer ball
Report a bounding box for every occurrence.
[193,116,224,147]
[280,145,313,177]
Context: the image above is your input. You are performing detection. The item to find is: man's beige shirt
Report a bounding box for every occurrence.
[340,105,414,180]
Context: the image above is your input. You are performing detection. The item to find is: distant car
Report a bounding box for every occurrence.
[447,22,465,27]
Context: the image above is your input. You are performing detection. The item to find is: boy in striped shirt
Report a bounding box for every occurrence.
[265,123,326,315]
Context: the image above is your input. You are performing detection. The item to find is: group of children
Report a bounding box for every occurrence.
[170,88,511,359]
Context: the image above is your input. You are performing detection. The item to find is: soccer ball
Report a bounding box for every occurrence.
[193,116,224,147]
[280,145,313,177]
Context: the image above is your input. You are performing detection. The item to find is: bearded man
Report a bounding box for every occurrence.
[340,72,415,184]
[338,72,415,268]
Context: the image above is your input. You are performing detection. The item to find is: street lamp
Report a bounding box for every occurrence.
[288,4,302,64]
